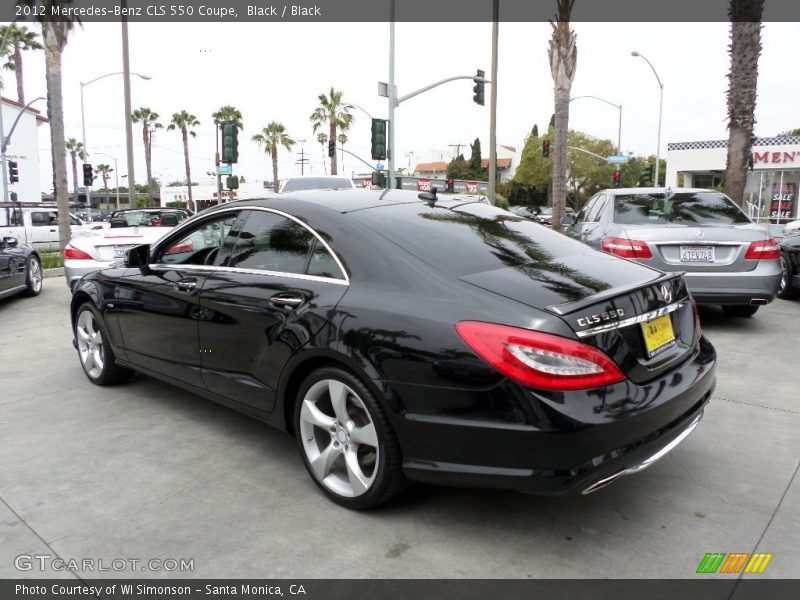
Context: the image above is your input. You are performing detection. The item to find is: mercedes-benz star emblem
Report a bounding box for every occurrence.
[660,283,673,304]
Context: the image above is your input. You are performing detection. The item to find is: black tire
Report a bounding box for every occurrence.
[722,305,759,318]
[777,254,799,300]
[294,366,406,510]
[74,302,133,386]
[22,255,43,297]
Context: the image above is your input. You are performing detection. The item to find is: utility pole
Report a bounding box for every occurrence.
[488,0,499,205]
[388,0,396,190]
[215,122,222,203]
[448,143,464,159]
[121,5,136,208]
[405,150,414,170]
[295,140,310,175]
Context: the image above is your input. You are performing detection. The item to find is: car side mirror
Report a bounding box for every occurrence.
[2,236,18,247]
[125,244,151,273]
[560,215,576,226]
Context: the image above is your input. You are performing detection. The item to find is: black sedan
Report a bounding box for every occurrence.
[778,232,800,299]
[70,191,716,509]
[0,236,42,301]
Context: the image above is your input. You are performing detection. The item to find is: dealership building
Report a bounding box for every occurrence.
[666,135,800,224]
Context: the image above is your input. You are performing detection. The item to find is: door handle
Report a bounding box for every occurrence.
[269,294,303,308]
[176,278,197,291]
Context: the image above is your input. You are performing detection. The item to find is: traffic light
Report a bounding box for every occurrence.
[542,140,550,158]
[328,140,335,158]
[613,168,621,188]
[370,118,387,160]
[472,69,485,106]
[82,163,94,186]
[8,160,19,183]
[221,121,239,163]
[226,175,239,190]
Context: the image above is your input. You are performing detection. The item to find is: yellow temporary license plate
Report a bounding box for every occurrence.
[641,314,676,357]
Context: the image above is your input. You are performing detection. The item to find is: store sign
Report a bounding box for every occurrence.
[417,178,432,192]
[771,182,795,220]
[753,151,799,165]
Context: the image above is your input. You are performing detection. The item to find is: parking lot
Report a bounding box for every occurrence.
[0,280,798,580]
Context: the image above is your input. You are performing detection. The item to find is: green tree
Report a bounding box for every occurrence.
[252,122,295,193]
[337,132,348,174]
[94,163,112,190]
[565,131,616,207]
[0,24,43,104]
[310,87,353,175]
[446,154,472,180]
[20,0,79,250]
[469,137,486,179]
[548,0,577,229]
[130,107,163,205]
[65,137,85,194]
[723,0,764,206]
[513,128,553,192]
[211,105,243,131]
[531,124,539,138]
[167,110,200,212]
[777,128,800,137]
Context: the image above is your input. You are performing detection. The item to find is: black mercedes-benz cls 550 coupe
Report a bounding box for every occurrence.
[70,190,716,509]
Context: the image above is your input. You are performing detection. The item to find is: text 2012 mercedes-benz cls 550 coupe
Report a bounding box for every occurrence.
[70,190,716,509]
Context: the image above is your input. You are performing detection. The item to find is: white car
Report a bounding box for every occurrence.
[279,175,355,193]
[63,215,179,287]
[784,220,800,233]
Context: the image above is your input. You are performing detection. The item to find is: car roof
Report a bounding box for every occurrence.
[112,208,188,213]
[601,187,719,195]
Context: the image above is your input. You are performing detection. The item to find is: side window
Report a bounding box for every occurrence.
[577,196,599,223]
[588,196,607,222]
[31,212,53,227]
[70,215,81,225]
[307,241,345,280]
[157,213,239,266]
[228,211,313,274]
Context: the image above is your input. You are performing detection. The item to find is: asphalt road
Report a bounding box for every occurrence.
[0,279,798,580]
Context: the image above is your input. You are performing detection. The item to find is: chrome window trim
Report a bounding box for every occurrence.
[574,300,688,338]
[150,205,350,284]
[647,240,745,246]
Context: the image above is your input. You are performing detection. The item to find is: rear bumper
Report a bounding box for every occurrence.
[397,337,716,495]
[681,260,782,305]
[64,261,110,286]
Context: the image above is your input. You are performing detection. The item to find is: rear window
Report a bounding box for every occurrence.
[282,177,353,193]
[613,192,750,225]
[355,202,596,278]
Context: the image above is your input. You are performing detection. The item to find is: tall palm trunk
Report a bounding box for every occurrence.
[548,3,577,231]
[329,122,337,175]
[70,153,78,193]
[272,147,279,193]
[42,24,70,249]
[182,128,194,212]
[14,41,24,104]
[723,0,764,207]
[144,126,154,206]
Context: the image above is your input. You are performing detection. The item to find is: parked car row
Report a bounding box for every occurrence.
[0,235,42,300]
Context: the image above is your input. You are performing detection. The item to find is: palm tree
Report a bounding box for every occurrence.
[94,163,112,190]
[130,107,163,205]
[0,24,43,104]
[21,0,79,250]
[211,105,243,130]
[316,132,328,174]
[167,110,200,212]
[309,87,353,175]
[252,122,295,193]
[548,0,577,230]
[65,138,86,193]
[337,132,348,175]
[723,0,765,207]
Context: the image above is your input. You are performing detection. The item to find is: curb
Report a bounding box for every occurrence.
[44,267,64,279]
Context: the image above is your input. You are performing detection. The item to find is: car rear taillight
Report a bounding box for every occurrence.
[63,243,93,260]
[745,239,780,260]
[455,321,625,391]
[167,241,194,254]
[601,236,653,259]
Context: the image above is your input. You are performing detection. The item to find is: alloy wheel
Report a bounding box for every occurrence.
[29,258,42,293]
[298,378,380,498]
[76,310,105,379]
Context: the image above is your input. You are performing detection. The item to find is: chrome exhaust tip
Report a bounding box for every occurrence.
[750,298,769,305]
[581,413,703,495]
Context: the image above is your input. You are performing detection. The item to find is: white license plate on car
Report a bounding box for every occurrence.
[113,246,132,259]
[680,245,714,263]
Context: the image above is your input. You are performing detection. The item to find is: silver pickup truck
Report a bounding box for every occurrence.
[0,204,102,252]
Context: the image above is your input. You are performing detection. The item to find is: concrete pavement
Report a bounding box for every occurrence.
[0,282,797,580]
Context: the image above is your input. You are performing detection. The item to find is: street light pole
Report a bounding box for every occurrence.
[631,51,664,186]
[387,0,396,190]
[569,95,623,154]
[121,9,136,208]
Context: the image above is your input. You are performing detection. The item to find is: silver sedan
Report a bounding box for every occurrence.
[564,187,782,317]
